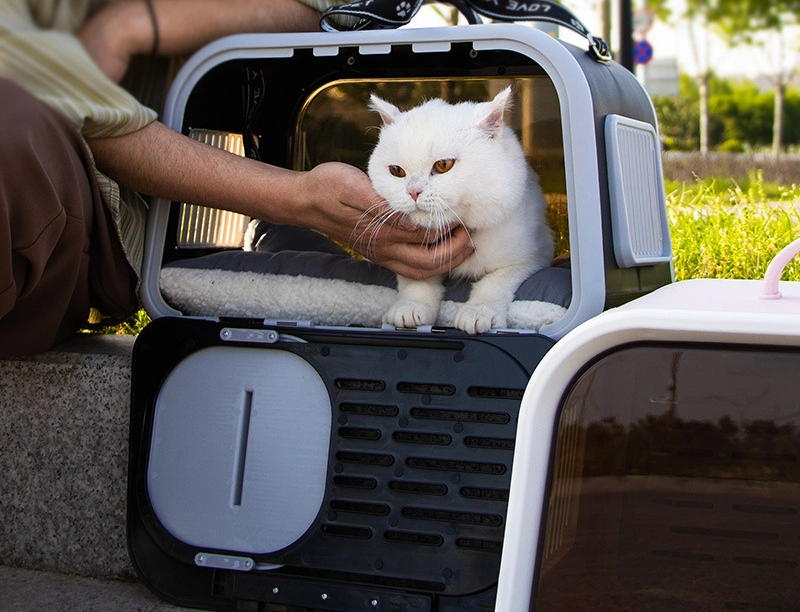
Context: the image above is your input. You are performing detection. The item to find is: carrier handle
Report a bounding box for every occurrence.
[760,237,800,300]
[320,0,612,63]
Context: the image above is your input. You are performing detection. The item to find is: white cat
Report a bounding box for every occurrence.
[366,87,554,334]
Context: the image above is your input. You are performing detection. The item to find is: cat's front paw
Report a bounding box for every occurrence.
[384,299,438,329]
[454,303,507,334]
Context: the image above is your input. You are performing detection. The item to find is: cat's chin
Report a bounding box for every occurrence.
[406,210,458,231]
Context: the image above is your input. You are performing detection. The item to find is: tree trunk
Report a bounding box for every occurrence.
[598,0,612,52]
[698,72,710,155]
[773,77,785,159]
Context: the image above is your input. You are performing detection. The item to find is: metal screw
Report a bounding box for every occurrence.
[371,599,379,608]
[321,593,328,601]
[272,587,279,595]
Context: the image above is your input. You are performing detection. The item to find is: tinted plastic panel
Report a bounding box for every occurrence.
[537,343,800,611]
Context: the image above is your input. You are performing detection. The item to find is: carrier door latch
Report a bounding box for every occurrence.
[220,328,279,344]
[195,552,254,571]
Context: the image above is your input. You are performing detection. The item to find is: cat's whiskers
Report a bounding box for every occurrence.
[434,204,479,273]
[351,205,402,258]
[430,211,453,269]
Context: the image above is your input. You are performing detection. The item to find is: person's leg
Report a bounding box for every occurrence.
[0,78,137,357]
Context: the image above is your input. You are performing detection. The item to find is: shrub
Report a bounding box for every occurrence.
[716,139,746,153]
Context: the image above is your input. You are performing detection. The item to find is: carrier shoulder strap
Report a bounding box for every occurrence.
[320,0,611,63]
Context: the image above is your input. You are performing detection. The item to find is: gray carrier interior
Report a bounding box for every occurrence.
[139,24,673,340]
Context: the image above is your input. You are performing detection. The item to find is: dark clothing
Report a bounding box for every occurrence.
[0,78,138,357]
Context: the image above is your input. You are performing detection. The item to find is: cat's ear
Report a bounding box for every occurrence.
[369,95,402,126]
[476,86,513,138]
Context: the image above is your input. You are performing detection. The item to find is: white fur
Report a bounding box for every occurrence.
[368,87,555,334]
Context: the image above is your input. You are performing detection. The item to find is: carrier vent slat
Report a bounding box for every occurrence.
[409,407,510,424]
[388,481,448,496]
[402,507,503,527]
[384,531,444,547]
[333,475,377,490]
[339,402,398,417]
[330,500,391,516]
[335,451,395,466]
[177,130,249,248]
[406,457,507,475]
[455,538,503,553]
[463,436,515,451]
[397,382,456,396]
[459,487,510,502]
[338,427,382,441]
[467,386,524,399]
[320,524,372,539]
[393,431,451,445]
[336,378,386,392]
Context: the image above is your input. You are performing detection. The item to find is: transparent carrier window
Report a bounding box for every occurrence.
[537,343,800,611]
[292,77,569,261]
[172,77,569,262]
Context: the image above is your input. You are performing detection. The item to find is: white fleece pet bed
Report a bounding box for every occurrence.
[159,249,570,330]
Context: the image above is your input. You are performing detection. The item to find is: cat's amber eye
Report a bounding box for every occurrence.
[432,158,455,174]
[389,165,406,178]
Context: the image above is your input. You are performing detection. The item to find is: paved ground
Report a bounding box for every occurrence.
[0,566,196,612]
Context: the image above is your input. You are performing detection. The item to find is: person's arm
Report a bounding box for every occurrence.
[77,0,321,82]
[86,121,473,280]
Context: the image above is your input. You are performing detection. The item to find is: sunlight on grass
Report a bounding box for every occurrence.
[667,172,800,282]
[82,308,151,337]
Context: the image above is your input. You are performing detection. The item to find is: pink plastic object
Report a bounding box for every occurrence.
[760,237,800,300]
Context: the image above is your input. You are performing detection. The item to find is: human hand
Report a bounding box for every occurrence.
[292,162,474,280]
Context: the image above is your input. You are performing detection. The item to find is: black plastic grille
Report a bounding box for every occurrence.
[261,336,538,599]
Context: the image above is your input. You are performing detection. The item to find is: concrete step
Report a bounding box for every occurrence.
[0,335,137,578]
[0,335,205,609]
[0,565,194,611]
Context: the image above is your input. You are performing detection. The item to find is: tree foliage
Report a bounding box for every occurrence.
[651,0,800,155]
[699,0,800,155]
[708,0,800,43]
[653,74,699,151]
[653,73,800,152]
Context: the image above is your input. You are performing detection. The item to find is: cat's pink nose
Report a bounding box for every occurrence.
[408,187,422,201]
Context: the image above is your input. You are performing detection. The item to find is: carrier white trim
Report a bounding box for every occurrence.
[496,277,800,609]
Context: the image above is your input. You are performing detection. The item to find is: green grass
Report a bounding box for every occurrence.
[81,308,151,337]
[667,172,800,282]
